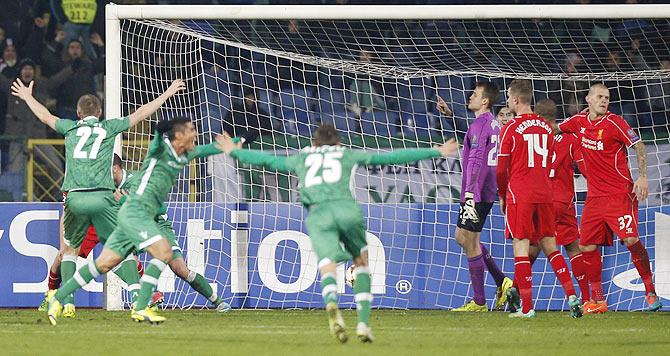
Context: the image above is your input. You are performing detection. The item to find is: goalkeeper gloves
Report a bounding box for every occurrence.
[463,192,479,224]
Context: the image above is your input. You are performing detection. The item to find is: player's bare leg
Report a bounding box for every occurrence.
[539,237,582,318]
[352,252,374,343]
[579,243,608,314]
[509,239,535,318]
[168,256,230,312]
[622,236,662,311]
[46,247,123,326]
[132,239,173,324]
[564,241,590,303]
[319,260,347,343]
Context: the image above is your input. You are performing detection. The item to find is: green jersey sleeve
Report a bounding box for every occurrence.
[230,149,292,173]
[359,148,441,165]
[187,143,223,160]
[54,119,77,135]
[101,117,131,135]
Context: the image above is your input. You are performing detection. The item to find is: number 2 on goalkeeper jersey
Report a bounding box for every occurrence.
[498,113,555,204]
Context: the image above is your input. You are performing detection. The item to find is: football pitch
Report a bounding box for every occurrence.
[1,309,668,355]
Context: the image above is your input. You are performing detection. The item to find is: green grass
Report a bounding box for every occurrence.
[1,309,669,355]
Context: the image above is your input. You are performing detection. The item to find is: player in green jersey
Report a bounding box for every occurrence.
[12,77,185,318]
[46,116,227,325]
[218,124,458,343]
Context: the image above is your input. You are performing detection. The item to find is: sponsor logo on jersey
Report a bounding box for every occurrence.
[580,127,586,134]
[627,128,640,142]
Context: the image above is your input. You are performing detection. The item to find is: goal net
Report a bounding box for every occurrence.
[106,5,670,311]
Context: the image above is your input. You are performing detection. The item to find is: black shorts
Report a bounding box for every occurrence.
[457,202,494,232]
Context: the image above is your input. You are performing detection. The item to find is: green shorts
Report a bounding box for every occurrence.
[105,201,175,258]
[63,190,118,248]
[305,200,368,265]
[156,214,182,259]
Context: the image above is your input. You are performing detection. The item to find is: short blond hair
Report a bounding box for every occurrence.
[508,79,533,105]
[77,94,102,118]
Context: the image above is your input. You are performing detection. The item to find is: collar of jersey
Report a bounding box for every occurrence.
[163,137,185,160]
[81,116,99,123]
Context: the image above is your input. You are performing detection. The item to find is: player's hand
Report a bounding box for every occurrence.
[114,189,123,202]
[633,176,648,201]
[499,198,506,214]
[11,79,34,101]
[166,79,186,97]
[215,132,242,154]
[435,138,458,157]
[436,95,453,116]
[463,192,480,224]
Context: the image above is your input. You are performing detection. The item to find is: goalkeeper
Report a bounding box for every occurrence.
[219,124,458,343]
[47,116,228,325]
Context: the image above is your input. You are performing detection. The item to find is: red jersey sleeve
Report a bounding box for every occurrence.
[570,134,587,176]
[558,114,580,134]
[607,115,640,148]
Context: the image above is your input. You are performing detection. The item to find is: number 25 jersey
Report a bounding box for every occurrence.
[498,113,555,204]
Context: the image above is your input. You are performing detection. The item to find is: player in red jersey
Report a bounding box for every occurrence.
[559,83,662,313]
[496,80,582,318]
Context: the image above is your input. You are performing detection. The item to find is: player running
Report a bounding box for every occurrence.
[497,80,583,318]
[46,115,227,326]
[439,83,513,312]
[558,83,662,313]
[12,78,183,317]
[219,124,457,343]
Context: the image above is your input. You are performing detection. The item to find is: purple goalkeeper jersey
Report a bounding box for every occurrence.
[460,111,501,203]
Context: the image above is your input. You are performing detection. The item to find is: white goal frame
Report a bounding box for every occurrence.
[103,3,670,310]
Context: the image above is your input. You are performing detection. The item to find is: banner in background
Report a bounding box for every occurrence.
[2,202,668,310]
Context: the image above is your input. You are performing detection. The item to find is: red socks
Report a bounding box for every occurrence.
[582,249,604,302]
[514,256,533,313]
[627,240,655,294]
[569,253,590,301]
[48,269,61,290]
[137,261,145,277]
[548,250,576,298]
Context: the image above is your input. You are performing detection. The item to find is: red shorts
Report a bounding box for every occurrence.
[553,201,579,246]
[580,193,638,246]
[78,225,100,258]
[505,203,555,243]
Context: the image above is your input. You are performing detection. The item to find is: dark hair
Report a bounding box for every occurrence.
[156,116,192,140]
[508,79,533,105]
[313,123,340,146]
[77,94,102,118]
[535,98,557,122]
[243,87,257,99]
[113,154,123,168]
[475,81,499,109]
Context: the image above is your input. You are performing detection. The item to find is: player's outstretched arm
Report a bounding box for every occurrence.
[11,79,58,130]
[129,79,186,127]
[217,132,291,173]
[366,138,458,165]
[632,141,648,201]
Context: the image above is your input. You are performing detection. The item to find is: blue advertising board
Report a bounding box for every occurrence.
[1,203,668,311]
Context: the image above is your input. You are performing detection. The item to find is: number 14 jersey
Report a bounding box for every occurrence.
[498,113,555,204]
[56,116,130,192]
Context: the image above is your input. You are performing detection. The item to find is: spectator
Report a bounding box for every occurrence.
[347,50,387,116]
[51,0,98,59]
[549,52,588,119]
[625,38,650,71]
[0,44,19,79]
[40,27,67,77]
[0,58,73,172]
[222,88,274,144]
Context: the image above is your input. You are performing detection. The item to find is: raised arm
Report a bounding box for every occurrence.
[633,141,648,201]
[128,79,186,127]
[366,138,458,165]
[217,132,291,173]
[11,79,58,130]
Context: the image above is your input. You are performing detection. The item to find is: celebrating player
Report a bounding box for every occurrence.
[558,83,662,313]
[219,124,458,343]
[439,83,512,312]
[497,80,582,318]
[46,116,227,325]
[12,78,184,317]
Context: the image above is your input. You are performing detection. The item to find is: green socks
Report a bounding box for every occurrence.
[60,255,77,305]
[186,271,220,305]
[320,272,338,306]
[135,259,166,311]
[353,266,372,326]
[112,255,141,305]
[55,260,100,302]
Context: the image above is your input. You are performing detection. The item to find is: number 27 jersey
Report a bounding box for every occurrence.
[498,113,555,204]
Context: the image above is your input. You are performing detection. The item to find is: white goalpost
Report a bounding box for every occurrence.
[104,4,670,311]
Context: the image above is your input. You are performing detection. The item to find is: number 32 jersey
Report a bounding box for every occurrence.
[498,113,555,204]
[56,116,130,192]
